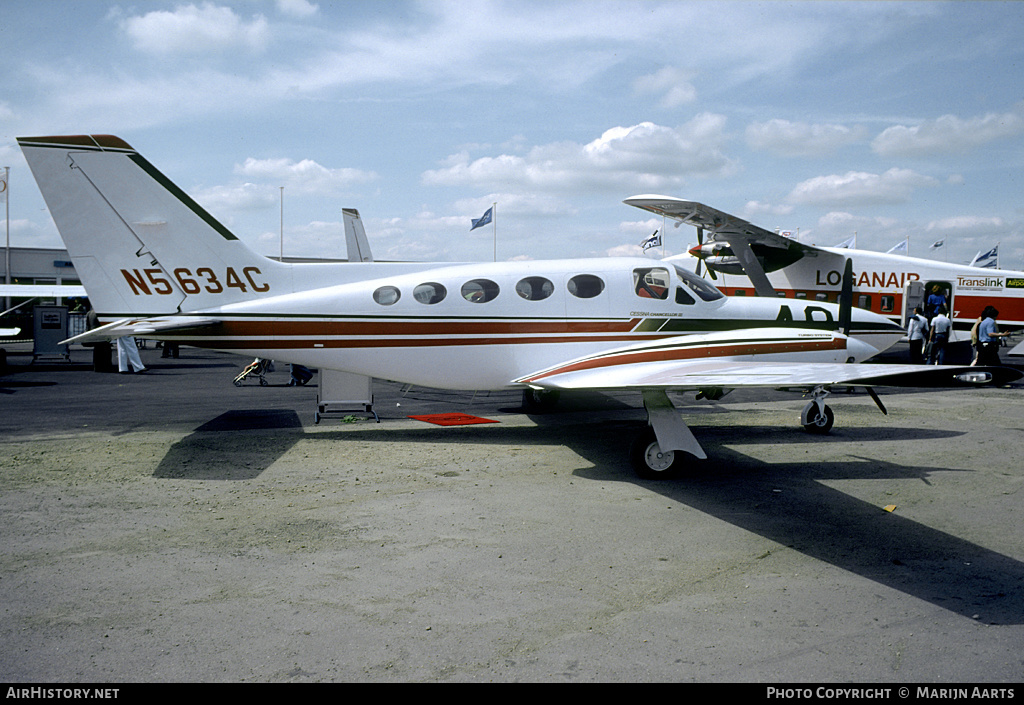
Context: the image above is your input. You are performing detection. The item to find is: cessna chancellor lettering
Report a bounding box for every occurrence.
[625,195,1024,343]
[17,135,1019,478]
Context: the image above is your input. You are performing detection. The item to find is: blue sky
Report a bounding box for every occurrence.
[2,0,1023,268]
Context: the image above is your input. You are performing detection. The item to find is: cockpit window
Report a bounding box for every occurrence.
[673,265,724,302]
[633,267,670,300]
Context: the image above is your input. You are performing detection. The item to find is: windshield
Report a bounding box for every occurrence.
[673,265,725,302]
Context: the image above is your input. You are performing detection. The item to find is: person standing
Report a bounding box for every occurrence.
[977,305,1010,366]
[907,305,929,364]
[925,284,947,321]
[927,305,951,364]
[116,336,147,374]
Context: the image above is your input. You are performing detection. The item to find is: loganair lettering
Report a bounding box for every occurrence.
[121,267,269,295]
[816,269,919,288]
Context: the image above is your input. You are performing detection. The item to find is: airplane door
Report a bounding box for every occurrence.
[902,280,925,326]
[922,280,954,319]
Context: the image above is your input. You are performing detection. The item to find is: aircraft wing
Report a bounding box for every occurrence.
[624,195,796,249]
[624,195,837,296]
[62,315,220,345]
[515,330,1021,391]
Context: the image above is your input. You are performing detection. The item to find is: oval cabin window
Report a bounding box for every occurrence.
[372,285,401,306]
[515,276,554,301]
[413,282,447,304]
[461,279,500,303]
[567,274,604,299]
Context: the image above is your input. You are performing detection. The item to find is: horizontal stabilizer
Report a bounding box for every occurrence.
[62,315,220,345]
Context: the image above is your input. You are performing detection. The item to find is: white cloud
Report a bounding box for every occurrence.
[235,157,377,195]
[787,168,939,206]
[633,67,697,108]
[120,3,270,56]
[422,119,737,193]
[191,183,279,212]
[746,119,867,157]
[872,107,1024,157]
[926,216,1006,232]
[276,0,319,19]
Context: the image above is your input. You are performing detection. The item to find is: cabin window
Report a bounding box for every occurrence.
[373,285,401,306]
[516,276,554,301]
[733,289,747,296]
[567,274,605,299]
[880,295,895,313]
[814,292,829,302]
[633,267,670,300]
[795,291,807,299]
[857,294,872,310]
[413,282,447,304]
[461,279,500,303]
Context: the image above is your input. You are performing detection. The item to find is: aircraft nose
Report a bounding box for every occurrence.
[688,244,704,258]
[848,308,906,358]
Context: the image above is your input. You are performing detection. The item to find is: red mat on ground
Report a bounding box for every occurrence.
[408,413,499,426]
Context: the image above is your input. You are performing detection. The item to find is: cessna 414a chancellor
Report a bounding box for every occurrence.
[17,135,1021,478]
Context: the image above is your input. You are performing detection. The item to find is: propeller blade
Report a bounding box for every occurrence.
[839,258,853,335]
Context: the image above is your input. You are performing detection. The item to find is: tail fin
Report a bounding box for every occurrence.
[343,208,373,262]
[18,135,289,317]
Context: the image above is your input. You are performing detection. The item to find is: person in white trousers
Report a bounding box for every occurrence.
[116,336,147,374]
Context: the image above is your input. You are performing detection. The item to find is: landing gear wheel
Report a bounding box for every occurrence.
[802,402,834,434]
[630,427,683,480]
[522,388,560,413]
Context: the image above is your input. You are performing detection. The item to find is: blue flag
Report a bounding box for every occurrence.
[471,207,493,231]
[970,245,998,269]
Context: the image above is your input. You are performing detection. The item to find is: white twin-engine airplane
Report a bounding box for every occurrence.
[17,135,1021,478]
[625,195,1024,342]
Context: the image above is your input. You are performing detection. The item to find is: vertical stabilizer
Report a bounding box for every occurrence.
[18,135,290,317]
[343,208,373,262]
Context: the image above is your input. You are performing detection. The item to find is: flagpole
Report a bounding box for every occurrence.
[4,167,9,311]
[492,202,497,262]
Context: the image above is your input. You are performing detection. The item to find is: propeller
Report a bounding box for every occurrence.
[838,257,853,336]
[694,226,704,277]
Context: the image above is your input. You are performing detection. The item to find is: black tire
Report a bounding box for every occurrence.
[629,427,684,480]
[802,403,834,434]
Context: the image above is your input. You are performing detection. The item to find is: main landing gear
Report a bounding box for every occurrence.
[630,427,687,480]
[800,386,834,435]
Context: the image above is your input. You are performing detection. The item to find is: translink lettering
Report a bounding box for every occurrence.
[120,267,269,295]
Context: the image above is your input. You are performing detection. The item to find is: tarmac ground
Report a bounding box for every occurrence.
[2,341,1024,682]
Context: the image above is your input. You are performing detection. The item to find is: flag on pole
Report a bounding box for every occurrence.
[834,234,856,249]
[886,239,908,255]
[640,230,661,251]
[470,207,493,231]
[970,245,999,269]
[930,239,944,249]
[0,167,8,206]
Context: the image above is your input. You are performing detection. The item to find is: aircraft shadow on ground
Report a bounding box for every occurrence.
[567,423,1024,627]
[152,409,304,481]
[150,404,1024,625]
